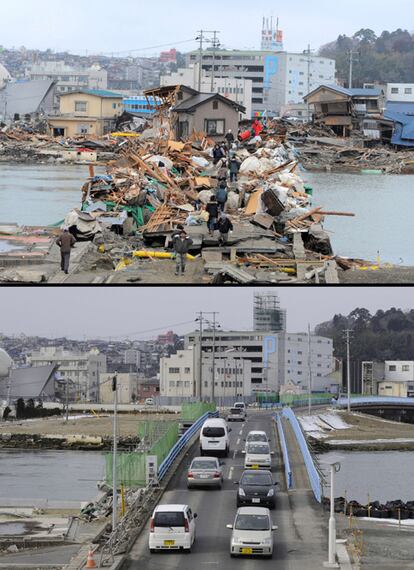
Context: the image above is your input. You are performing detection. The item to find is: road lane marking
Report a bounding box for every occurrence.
[239,429,243,435]
[229,466,234,480]
[233,450,237,460]
[236,438,240,445]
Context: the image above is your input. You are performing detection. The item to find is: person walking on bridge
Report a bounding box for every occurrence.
[56,228,76,274]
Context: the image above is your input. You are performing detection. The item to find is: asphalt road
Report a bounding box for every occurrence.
[125,411,328,570]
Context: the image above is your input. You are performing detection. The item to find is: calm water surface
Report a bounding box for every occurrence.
[0,449,105,503]
[306,172,414,265]
[319,450,414,503]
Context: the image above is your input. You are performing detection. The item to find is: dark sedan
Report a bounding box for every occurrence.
[236,470,278,509]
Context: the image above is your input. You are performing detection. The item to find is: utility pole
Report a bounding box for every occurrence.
[210,31,220,92]
[112,373,118,531]
[196,313,204,400]
[196,30,220,92]
[308,324,313,416]
[211,312,218,403]
[197,31,204,92]
[349,50,357,89]
[235,357,238,399]
[306,44,314,122]
[65,379,69,423]
[343,330,353,413]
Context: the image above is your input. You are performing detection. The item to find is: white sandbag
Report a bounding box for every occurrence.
[240,155,262,175]
[198,190,214,204]
[146,155,174,170]
[192,156,210,168]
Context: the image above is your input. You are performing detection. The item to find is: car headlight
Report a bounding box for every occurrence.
[267,489,274,497]
[262,538,272,545]
[239,488,246,497]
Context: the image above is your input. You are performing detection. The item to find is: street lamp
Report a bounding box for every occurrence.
[323,458,342,568]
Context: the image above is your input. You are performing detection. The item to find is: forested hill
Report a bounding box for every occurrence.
[319,29,414,86]
[315,308,414,361]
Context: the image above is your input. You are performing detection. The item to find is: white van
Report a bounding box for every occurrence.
[200,418,230,457]
[149,504,197,553]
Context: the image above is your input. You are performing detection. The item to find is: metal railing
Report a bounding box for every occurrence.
[158,410,218,481]
[335,396,414,408]
[281,407,322,502]
[274,413,293,489]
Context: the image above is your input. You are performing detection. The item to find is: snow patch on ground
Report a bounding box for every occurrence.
[299,411,351,439]
[326,438,414,446]
[360,517,414,527]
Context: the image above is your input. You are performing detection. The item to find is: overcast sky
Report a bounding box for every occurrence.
[0,0,411,56]
[0,287,412,341]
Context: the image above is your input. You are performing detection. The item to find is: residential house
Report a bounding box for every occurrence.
[304,84,385,137]
[136,378,160,401]
[48,89,124,137]
[377,361,414,398]
[0,79,56,122]
[169,86,245,140]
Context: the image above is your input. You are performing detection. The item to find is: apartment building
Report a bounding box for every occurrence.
[377,361,414,397]
[28,346,107,401]
[26,61,107,107]
[185,49,336,117]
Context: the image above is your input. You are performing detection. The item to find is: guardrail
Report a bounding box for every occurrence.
[257,397,335,410]
[158,410,219,482]
[274,413,293,489]
[281,407,322,502]
[335,396,414,408]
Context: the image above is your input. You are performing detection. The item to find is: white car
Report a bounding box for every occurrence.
[243,442,273,470]
[244,431,269,449]
[145,398,155,406]
[149,504,197,553]
[233,402,246,412]
[200,418,230,457]
[227,407,246,422]
[227,507,277,558]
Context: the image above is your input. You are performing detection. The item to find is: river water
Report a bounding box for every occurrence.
[0,449,105,505]
[0,164,88,227]
[306,172,414,266]
[0,164,413,265]
[319,450,414,503]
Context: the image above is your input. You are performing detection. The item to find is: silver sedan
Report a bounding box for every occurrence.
[187,457,224,489]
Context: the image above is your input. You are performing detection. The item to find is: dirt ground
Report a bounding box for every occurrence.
[0,414,176,438]
[326,412,414,441]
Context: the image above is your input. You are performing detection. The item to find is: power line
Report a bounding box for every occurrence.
[100,38,197,57]
[94,319,197,340]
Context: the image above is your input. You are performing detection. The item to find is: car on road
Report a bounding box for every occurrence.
[144,398,155,406]
[244,431,269,449]
[149,504,197,553]
[227,507,277,558]
[187,456,223,489]
[233,402,247,412]
[200,418,230,457]
[236,470,278,509]
[227,407,246,422]
[243,442,273,470]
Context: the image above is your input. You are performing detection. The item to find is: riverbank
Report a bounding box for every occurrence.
[298,409,414,451]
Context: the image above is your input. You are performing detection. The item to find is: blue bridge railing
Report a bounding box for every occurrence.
[281,407,322,502]
[335,396,414,408]
[274,413,293,489]
[158,411,219,482]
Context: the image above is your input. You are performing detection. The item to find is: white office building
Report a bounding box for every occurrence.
[185,49,336,117]
[160,347,252,401]
[28,347,107,401]
[386,84,414,103]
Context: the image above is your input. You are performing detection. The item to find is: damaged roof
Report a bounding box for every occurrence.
[0,364,57,400]
[2,79,56,118]
[305,84,383,100]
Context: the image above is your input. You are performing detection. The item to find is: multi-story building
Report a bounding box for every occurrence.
[185,49,336,117]
[26,61,107,107]
[99,372,139,404]
[253,291,286,333]
[386,84,414,103]
[377,361,414,397]
[160,347,252,400]
[28,347,107,402]
[160,64,253,119]
[181,330,335,397]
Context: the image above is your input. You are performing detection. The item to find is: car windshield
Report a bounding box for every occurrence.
[241,472,272,486]
[230,408,241,414]
[202,426,225,437]
[247,433,267,443]
[247,443,270,454]
[154,512,185,527]
[191,460,217,470]
[235,514,270,531]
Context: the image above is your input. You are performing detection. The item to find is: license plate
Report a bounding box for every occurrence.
[252,498,260,503]
[241,548,253,555]
[252,465,259,469]
[200,474,209,479]
[164,540,175,546]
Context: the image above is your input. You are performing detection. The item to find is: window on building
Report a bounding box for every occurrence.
[298,361,302,365]
[297,371,302,375]
[391,88,399,94]
[169,367,180,374]
[184,367,191,374]
[298,351,303,355]
[317,373,322,377]
[405,88,412,95]
[297,338,303,342]
[388,365,397,371]
[204,119,225,135]
[299,72,304,76]
[213,100,219,110]
[75,101,87,112]
[169,381,176,387]
[317,364,322,368]
[402,365,410,372]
